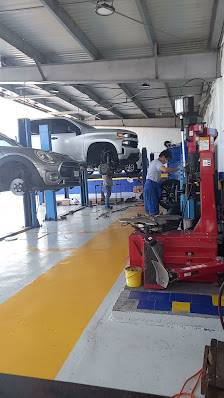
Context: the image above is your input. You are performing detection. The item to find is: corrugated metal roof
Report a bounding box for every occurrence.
[87,84,147,117]
[158,40,208,56]
[60,0,151,55]
[146,0,213,47]
[0,38,34,66]
[126,83,173,115]
[0,5,91,63]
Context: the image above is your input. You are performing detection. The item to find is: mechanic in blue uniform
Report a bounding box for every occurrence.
[144,149,179,215]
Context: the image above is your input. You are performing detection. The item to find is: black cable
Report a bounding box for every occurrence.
[133,240,142,257]
[218,282,224,330]
[176,78,210,97]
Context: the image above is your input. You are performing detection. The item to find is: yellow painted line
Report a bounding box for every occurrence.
[212,295,224,306]
[172,302,190,312]
[0,206,138,380]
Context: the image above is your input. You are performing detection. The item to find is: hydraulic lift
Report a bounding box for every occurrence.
[121,97,224,289]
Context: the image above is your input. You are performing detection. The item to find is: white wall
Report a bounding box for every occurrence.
[126,127,181,157]
[95,125,181,157]
[0,97,47,139]
[204,44,224,173]
[204,77,224,173]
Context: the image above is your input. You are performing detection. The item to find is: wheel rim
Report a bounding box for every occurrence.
[159,180,180,210]
[10,178,26,196]
[99,164,110,175]
[125,164,135,173]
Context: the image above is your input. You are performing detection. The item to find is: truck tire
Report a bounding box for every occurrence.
[98,163,111,175]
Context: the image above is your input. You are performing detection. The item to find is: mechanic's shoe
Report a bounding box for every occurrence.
[105,205,113,210]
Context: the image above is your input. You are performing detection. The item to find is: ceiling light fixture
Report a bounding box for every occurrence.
[95,1,115,16]
[155,108,163,116]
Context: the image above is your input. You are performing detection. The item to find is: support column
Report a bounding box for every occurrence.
[142,147,148,186]
[18,118,40,228]
[80,170,89,206]
[39,124,57,220]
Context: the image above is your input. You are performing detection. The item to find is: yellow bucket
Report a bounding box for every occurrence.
[125,266,142,287]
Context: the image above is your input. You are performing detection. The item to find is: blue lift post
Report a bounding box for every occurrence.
[142,147,148,186]
[39,124,57,220]
[80,169,89,206]
[18,119,40,228]
[64,187,69,199]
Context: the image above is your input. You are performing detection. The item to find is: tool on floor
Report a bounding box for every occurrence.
[120,96,224,289]
[201,339,224,398]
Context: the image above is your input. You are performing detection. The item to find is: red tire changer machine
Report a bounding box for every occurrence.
[122,98,224,289]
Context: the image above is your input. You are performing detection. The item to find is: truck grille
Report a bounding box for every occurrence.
[129,141,138,148]
[60,162,80,179]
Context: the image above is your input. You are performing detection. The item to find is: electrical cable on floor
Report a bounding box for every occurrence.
[172,369,202,398]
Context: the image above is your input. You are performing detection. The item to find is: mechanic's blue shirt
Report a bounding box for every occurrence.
[146,159,163,182]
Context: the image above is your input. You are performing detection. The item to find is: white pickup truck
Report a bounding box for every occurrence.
[31,117,140,174]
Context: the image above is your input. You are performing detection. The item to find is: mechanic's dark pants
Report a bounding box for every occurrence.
[143,179,162,215]
[105,185,112,208]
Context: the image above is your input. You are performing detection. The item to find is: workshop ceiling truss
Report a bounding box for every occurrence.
[0,0,222,121]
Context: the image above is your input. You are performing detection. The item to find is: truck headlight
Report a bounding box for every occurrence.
[35,150,55,164]
[117,133,130,138]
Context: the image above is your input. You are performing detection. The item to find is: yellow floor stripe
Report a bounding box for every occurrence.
[212,295,224,306]
[172,302,190,313]
[0,206,139,380]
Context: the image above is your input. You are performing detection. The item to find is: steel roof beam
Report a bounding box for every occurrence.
[208,0,224,49]
[119,83,152,118]
[116,0,157,117]
[0,22,108,117]
[164,83,175,116]
[0,53,217,84]
[0,22,47,64]
[136,1,175,115]
[73,85,123,119]
[89,117,178,127]
[28,84,106,119]
[39,0,125,117]
[39,0,100,60]
[0,84,80,116]
[135,0,155,51]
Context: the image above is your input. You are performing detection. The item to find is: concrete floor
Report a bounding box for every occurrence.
[0,195,223,397]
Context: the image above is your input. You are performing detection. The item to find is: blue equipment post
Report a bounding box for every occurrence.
[18,119,40,228]
[142,147,148,186]
[64,188,69,199]
[39,124,57,220]
[80,169,89,206]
